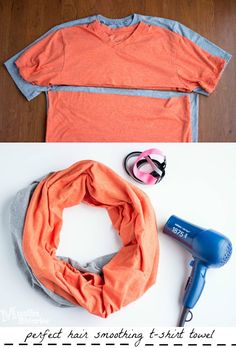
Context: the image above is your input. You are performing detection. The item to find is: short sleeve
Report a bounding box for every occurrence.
[15,29,65,87]
[173,23,232,95]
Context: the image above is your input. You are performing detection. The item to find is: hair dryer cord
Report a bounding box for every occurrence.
[178,307,193,327]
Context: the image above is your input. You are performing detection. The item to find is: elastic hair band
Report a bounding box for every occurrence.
[124,148,166,185]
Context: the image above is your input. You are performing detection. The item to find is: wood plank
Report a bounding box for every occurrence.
[0,0,235,141]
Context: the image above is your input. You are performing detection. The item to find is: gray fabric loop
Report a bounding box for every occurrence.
[58,253,116,275]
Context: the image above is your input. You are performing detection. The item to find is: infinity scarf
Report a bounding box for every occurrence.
[15,160,159,317]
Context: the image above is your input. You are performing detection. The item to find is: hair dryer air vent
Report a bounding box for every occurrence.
[220,242,232,266]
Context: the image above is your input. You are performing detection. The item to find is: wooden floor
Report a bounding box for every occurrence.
[0,0,235,142]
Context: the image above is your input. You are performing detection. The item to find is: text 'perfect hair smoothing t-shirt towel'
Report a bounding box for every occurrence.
[5,14,231,142]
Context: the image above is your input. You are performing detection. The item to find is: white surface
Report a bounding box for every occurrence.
[0,143,235,327]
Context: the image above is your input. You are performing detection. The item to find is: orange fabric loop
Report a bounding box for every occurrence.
[22,160,159,317]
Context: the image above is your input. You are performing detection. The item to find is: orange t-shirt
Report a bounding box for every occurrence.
[46,90,192,142]
[16,20,227,93]
[12,16,230,142]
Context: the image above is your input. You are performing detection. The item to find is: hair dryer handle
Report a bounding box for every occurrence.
[183,259,208,309]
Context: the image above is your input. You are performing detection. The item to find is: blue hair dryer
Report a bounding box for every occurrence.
[163,215,232,326]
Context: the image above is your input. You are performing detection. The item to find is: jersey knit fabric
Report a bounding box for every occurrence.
[5,14,231,142]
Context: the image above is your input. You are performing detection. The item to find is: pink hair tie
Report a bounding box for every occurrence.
[124,148,166,185]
